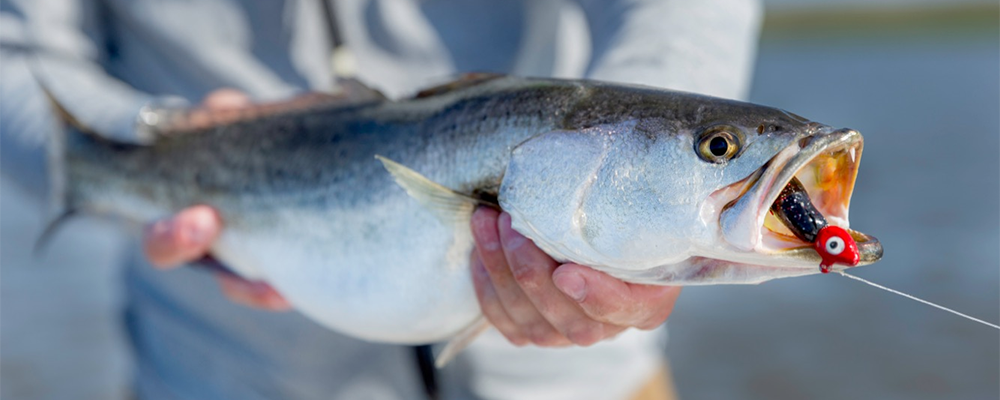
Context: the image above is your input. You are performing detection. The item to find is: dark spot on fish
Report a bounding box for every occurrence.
[756,124,785,135]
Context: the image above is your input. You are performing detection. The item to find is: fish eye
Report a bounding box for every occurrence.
[696,126,742,163]
[825,236,845,256]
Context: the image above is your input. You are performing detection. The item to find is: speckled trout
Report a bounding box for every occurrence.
[47,75,881,345]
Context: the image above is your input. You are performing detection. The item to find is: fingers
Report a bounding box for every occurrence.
[216,274,291,311]
[496,213,619,346]
[143,205,222,268]
[201,88,252,110]
[553,264,682,330]
[470,208,570,347]
[470,208,682,348]
[470,253,527,345]
[471,209,630,346]
[175,89,254,131]
[145,92,291,312]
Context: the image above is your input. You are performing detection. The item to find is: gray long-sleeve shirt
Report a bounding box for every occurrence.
[0,1,761,399]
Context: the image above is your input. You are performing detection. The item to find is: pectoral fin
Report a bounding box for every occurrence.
[375,155,489,224]
[375,156,494,366]
[435,317,491,368]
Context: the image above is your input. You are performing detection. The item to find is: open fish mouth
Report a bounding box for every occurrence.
[720,128,882,267]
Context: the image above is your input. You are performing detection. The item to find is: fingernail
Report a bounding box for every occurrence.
[554,271,587,302]
[184,222,207,245]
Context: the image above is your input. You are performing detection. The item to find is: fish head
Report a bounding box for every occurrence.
[503,85,881,283]
[701,114,881,273]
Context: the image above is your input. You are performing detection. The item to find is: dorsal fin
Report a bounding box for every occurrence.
[414,73,504,99]
[336,78,387,103]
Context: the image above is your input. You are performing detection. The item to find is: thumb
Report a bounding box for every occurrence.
[144,205,222,268]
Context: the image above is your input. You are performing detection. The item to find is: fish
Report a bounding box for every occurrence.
[43,74,882,345]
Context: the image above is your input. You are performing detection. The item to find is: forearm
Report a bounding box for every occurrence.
[0,0,180,195]
[577,0,762,100]
[5,0,169,138]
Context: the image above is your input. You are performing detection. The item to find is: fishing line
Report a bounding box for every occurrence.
[837,271,1000,330]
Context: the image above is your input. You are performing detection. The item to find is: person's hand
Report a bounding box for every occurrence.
[470,207,682,347]
[142,89,290,311]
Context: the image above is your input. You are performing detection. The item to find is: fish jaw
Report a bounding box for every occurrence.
[603,256,816,285]
[715,127,881,271]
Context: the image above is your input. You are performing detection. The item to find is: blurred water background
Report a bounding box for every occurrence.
[668,1,1000,399]
[2,1,998,399]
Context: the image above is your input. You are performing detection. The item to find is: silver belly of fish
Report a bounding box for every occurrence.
[213,198,480,343]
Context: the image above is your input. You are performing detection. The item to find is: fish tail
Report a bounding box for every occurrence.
[45,90,70,210]
[30,65,85,254]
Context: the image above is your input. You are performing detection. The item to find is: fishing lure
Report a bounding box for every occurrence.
[769,178,998,329]
[814,225,860,273]
[770,177,860,273]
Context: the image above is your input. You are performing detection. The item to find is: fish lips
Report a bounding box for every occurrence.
[719,127,882,269]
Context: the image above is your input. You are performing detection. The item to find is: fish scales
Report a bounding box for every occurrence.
[70,82,566,212]
[51,76,881,344]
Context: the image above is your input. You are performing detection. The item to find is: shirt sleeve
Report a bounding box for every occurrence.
[3,0,180,141]
[0,0,182,195]
[574,0,763,101]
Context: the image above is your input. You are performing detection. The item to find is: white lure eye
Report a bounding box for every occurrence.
[825,236,845,256]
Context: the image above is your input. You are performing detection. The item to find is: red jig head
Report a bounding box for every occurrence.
[814,226,860,274]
